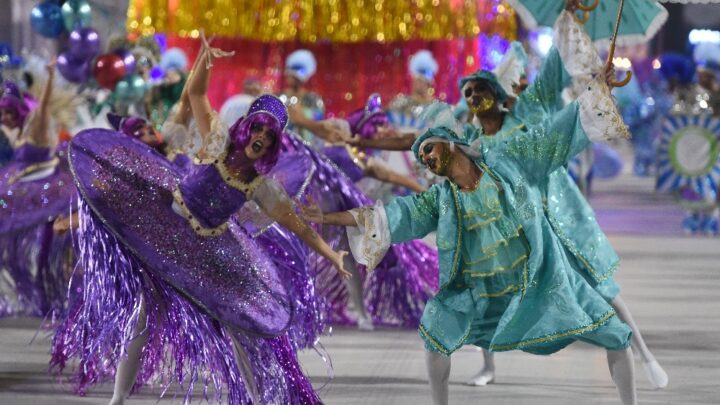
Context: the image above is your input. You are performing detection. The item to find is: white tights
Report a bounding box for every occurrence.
[472,293,667,389]
[429,347,637,405]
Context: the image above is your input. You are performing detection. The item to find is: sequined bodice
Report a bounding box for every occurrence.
[177,160,262,229]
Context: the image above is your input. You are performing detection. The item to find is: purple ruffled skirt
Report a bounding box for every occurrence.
[51,129,321,404]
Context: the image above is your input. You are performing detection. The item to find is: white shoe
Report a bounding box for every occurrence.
[465,369,495,386]
[357,316,374,331]
[643,360,668,389]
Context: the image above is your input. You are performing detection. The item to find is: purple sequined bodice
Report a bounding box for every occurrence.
[178,163,251,229]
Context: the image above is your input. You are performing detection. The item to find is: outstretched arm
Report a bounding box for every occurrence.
[505,67,629,180]
[186,32,234,157]
[287,103,347,143]
[347,128,417,151]
[253,181,351,278]
[22,59,56,147]
[365,159,425,193]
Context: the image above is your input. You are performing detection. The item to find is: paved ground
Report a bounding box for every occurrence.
[1,172,718,404]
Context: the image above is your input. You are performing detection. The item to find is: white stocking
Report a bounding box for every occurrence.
[425,350,451,405]
[611,295,668,388]
[109,300,149,405]
[466,348,496,386]
[339,235,372,329]
[607,347,637,405]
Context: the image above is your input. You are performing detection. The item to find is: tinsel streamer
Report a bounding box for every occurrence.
[282,132,438,327]
[127,0,482,43]
[51,199,324,404]
[249,223,330,351]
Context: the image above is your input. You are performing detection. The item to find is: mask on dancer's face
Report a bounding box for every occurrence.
[463,80,497,116]
[419,141,452,175]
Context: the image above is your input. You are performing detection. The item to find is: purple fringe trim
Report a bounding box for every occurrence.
[51,200,321,404]
[0,223,73,318]
[251,224,329,350]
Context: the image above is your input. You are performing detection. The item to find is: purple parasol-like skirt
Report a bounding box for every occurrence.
[0,143,76,317]
[282,133,438,327]
[51,129,321,404]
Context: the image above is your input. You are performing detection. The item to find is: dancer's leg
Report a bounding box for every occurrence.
[466,348,496,386]
[607,347,637,405]
[425,350,451,405]
[229,334,259,403]
[109,300,149,405]
[611,295,668,388]
[339,235,372,330]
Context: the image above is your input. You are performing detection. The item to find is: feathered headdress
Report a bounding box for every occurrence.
[409,50,439,82]
[492,42,528,96]
[693,42,720,75]
[285,49,317,82]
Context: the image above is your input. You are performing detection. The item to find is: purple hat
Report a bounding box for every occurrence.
[107,112,151,140]
[246,94,288,130]
[346,93,388,139]
[0,81,30,128]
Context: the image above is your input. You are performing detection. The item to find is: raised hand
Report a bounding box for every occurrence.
[199,30,234,69]
[45,57,57,75]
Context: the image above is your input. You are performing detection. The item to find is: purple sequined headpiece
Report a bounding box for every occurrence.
[107,112,149,139]
[346,93,388,140]
[0,81,30,128]
[247,94,288,129]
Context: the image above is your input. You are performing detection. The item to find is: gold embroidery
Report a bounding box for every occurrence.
[477,284,519,298]
[194,147,264,198]
[464,254,527,277]
[490,310,617,351]
[7,158,59,185]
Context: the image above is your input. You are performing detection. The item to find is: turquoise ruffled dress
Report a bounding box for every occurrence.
[463,11,623,303]
[348,73,633,357]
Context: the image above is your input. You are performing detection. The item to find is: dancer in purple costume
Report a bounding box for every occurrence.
[0,60,75,317]
[51,35,349,405]
[318,94,425,194]
[160,72,329,351]
[283,106,438,330]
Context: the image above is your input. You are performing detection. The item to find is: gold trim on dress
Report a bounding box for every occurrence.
[464,254,527,278]
[6,158,59,185]
[171,186,228,237]
[489,309,617,352]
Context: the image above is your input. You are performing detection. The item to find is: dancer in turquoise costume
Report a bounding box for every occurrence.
[458,4,667,390]
[302,50,639,404]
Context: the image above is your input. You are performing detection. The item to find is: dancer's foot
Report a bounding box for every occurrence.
[465,368,495,386]
[357,315,374,331]
[108,397,124,405]
[642,360,668,389]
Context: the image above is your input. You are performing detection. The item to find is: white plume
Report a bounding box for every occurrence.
[492,42,528,96]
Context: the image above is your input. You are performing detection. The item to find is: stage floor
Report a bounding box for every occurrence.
[1,172,718,404]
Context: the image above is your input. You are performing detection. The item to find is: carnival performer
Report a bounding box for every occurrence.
[290,94,425,195]
[0,60,76,318]
[160,68,329,350]
[457,4,667,390]
[50,34,349,405]
[279,49,326,147]
[301,43,642,404]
